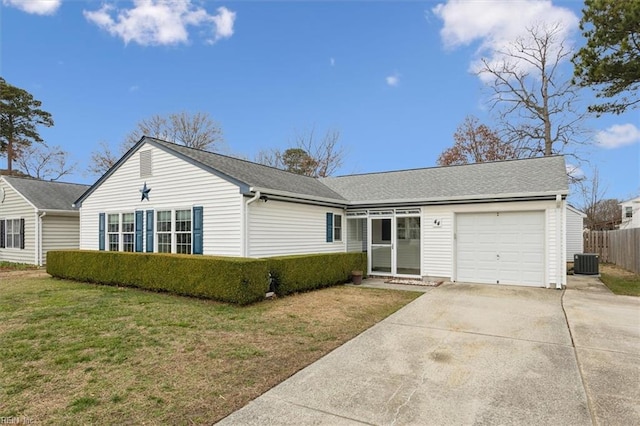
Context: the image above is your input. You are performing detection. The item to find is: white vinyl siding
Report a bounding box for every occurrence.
[41,215,81,263]
[248,199,345,257]
[0,181,35,264]
[422,209,453,279]
[566,207,584,261]
[79,142,243,256]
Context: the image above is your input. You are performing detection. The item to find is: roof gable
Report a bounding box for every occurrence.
[2,176,89,211]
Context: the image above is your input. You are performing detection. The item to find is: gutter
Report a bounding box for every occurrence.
[247,187,347,208]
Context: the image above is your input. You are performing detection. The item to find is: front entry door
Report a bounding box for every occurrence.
[370,216,421,276]
[371,218,392,273]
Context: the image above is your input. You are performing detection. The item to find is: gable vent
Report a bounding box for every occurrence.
[140,150,152,178]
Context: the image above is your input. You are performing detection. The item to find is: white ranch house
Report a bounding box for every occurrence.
[0,176,89,265]
[75,137,572,289]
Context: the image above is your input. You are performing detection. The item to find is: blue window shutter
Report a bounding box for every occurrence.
[20,218,25,249]
[193,206,203,255]
[0,219,4,248]
[98,213,105,251]
[326,213,333,243]
[135,210,144,252]
[145,210,154,252]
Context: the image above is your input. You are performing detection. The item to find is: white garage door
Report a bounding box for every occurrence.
[456,211,545,287]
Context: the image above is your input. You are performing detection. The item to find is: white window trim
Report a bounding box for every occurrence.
[106,212,136,252]
[3,218,23,250]
[334,214,343,242]
[153,208,194,254]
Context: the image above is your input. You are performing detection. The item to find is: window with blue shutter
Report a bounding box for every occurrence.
[135,211,144,252]
[145,210,154,252]
[193,206,203,255]
[19,219,25,249]
[326,212,333,243]
[98,213,105,251]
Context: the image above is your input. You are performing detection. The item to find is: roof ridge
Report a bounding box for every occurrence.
[2,175,89,187]
[326,155,564,179]
[147,137,325,182]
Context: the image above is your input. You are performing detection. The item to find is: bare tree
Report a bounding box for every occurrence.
[437,115,520,166]
[88,111,224,176]
[579,168,620,230]
[124,111,224,150]
[88,140,119,177]
[478,23,587,158]
[15,144,76,181]
[255,127,345,178]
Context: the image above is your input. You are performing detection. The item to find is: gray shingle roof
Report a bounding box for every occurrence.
[3,176,90,211]
[148,138,347,202]
[320,156,568,205]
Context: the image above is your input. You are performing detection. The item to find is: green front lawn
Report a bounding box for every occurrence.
[0,276,420,424]
[600,263,640,296]
[600,273,640,296]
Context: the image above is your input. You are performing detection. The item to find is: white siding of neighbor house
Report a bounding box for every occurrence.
[42,214,80,263]
[566,207,584,261]
[248,199,345,257]
[79,142,244,256]
[421,200,564,287]
[619,197,640,229]
[0,180,36,264]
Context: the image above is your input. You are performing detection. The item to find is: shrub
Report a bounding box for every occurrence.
[46,250,270,305]
[268,252,367,296]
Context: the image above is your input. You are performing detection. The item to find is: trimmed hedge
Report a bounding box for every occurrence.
[268,252,367,296]
[46,250,270,305]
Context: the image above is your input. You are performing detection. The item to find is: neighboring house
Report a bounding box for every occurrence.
[566,205,586,261]
[619,197,640,229]
[0,176,90,265]
[75,136,571,289]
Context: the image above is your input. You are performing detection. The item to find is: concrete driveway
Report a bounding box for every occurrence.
[218,278,640,425]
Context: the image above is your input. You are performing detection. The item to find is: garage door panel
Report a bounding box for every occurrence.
[456,211,545,287]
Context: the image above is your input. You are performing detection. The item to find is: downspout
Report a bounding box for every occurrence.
[555,194,563,289]
[38,211,46,266]
[243,191,261,258]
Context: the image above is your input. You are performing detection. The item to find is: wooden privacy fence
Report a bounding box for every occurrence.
[583,229,640,274]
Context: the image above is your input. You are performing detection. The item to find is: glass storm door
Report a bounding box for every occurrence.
[396,216,421,275]
[371,218,393,274]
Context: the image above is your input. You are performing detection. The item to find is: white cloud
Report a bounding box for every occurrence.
[432,0,578,79]
[566,164,584,180]
[330,57,335,67]
[596,123,640,149]
[209,6,235,43]
[83,0,236,46]
[386,73,400,87]
[3,0,61,15]
[129,85,140,92]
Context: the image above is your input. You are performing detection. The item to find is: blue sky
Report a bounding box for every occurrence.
[2,0,638,203]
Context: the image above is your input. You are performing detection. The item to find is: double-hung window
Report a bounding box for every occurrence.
[626,206,633,218]
[4,219,22,249]
[107,214,120,251]
[175,209,192,254]
[334,214,342,242]
[122,213,135,252]
[156,210,172,253]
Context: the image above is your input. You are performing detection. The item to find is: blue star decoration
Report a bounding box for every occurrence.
[140,182,151,201]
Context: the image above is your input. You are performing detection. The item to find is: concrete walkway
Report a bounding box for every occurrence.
[218,277,640,425]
